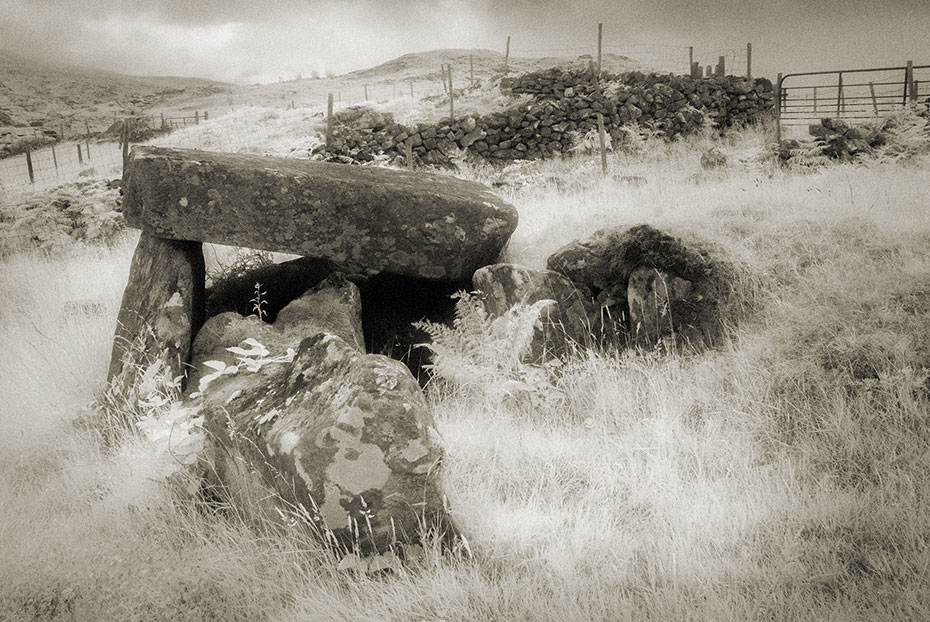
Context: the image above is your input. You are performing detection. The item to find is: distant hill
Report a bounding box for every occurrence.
[0,53,233,140]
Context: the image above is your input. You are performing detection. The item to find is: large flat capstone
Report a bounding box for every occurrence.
[122,146,519,281]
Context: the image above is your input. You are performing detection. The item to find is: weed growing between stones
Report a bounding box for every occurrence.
[249,281,268,321]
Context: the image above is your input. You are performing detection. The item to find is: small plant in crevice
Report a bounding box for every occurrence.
[250,281,267,321]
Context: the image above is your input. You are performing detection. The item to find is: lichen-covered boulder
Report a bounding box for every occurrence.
[107,232,204,396]
[472,263,597,360]
[189,272,452,553]
[122,146,519,281]
[200,333,451,554]
[547,224,733,348]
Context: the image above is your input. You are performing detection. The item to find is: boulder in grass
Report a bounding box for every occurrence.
[199,333,452,555]
[122,146,519,281]
[107,233,204,396]
[547,224,733,349]
[190,273,453,554]
[472,263,597,360]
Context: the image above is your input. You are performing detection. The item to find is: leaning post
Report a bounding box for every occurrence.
[25,142,35,184]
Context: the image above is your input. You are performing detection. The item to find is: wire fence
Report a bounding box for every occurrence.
[0,141,124,194]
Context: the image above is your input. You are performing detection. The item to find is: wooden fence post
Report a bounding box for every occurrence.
[504,36,511,74]
[121,119,130,171]
[470,55,474,87]
[51,142,58,172]
[869,82,878,114]
[160,113,166,131]
[364,84,369,101]
[717,56,725,77]
[813,87,818,113]
[84,121,91,160]
[195,111,200,124]
[906,60,916,103]
[837,72,844,114]
[326,93,334,147]
[60,122,66,141]
[441,66,447,93]
[448,65,454,121]
[706,65,712,78]
[596,113,607,176]
[410,79,414,98]
[77,144,83,165]
[746,43,752,79]
[25,143,34,184]
[689,46,693,76]
[597,23,603,77]
[775,73,783,143]
[204,110,209,121]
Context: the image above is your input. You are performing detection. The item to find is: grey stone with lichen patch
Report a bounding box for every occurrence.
[107,232,204,396]
[200,332,453,554]
[472,262,597,361]
[122,146,518,281]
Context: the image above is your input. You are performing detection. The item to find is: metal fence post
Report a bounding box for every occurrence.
[775,73,783,143]
[836,72,843,114]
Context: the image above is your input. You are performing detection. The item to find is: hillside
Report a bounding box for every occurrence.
[0,53,233,142]
[0,48,645,154]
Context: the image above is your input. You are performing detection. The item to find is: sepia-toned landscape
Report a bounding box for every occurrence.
[2,4,930,619]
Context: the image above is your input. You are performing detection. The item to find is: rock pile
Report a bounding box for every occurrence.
[808,117,886,159]
[547,224,734,349]
[314,69,774,166]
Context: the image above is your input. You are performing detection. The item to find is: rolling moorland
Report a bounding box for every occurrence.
[2,50,930,621]
[0,48,639,153]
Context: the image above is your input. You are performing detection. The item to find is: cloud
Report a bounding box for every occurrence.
[1,0,928,83]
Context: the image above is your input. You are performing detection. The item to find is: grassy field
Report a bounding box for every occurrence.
[1,112,930,621]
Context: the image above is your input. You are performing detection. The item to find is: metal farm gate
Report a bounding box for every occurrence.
[775,62,930,140]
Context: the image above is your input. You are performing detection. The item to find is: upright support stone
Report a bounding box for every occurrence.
[107,233,205,397]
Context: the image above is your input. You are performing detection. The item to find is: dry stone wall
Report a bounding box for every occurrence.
[314,69,775,166]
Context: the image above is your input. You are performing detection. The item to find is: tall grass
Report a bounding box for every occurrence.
[2,124,930,620]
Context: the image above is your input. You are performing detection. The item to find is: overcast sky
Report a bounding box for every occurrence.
[1,0,927,84]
